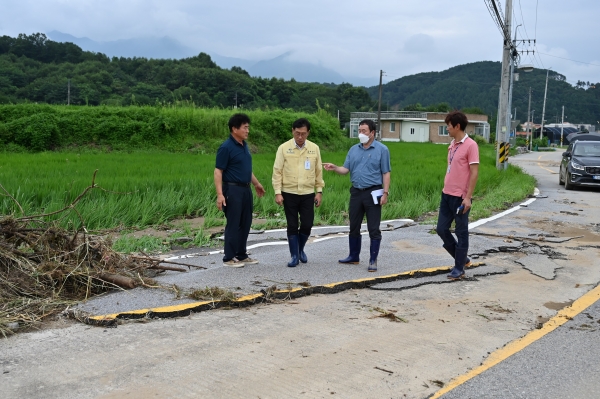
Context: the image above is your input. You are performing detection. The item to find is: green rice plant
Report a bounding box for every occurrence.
[202,217,226,229]
[112,234,170,254]
[190,227,213,247]
[251,218,287,230]
[0,142,535,233]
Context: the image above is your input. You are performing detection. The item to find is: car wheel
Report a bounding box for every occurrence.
[565,172,574,190]
[559,169,565,185]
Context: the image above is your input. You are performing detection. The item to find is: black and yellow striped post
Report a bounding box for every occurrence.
[498,142,509,167]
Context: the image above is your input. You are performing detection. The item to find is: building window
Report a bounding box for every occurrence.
[474,126,484,136]
[410,127,415,135]
[390,122,396,132]
[438,126,448,136]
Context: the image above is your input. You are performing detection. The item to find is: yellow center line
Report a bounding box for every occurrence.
[536,153,558,174]
[430,283,600,398]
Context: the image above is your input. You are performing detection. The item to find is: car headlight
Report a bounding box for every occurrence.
[570,161,584,171]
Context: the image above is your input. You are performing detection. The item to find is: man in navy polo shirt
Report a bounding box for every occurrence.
[214,113,265,267]
[323,119,391,272]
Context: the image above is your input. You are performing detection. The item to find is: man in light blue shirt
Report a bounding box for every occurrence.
[323,119,391,272]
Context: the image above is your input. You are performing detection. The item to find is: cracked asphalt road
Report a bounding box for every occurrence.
[1,150,599,399]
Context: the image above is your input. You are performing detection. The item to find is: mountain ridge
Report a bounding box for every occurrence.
[46,31,373,85]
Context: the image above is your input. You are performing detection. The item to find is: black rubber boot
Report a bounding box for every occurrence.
[448,247,468,279]
[287,235,299,267]
[298,233,309,263]
[339,235,361,264]
[443,243,471,266]
[368,239,381,272]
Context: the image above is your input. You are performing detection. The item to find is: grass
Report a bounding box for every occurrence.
[111,235,170,254]
[112,223,216,254]
[0,104,347,153]
[0,142,536,233]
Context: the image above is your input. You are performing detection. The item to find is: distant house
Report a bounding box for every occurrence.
[349,112,490,143]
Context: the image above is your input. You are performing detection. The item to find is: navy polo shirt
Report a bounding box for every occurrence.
[215,135,252,183]
[343,141,391,189]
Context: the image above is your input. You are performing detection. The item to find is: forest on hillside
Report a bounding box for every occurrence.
[368,61,600,126]
[1,33,599,127]
[0,34,375,126]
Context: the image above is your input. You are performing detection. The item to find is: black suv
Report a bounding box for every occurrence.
[559,141,600,190]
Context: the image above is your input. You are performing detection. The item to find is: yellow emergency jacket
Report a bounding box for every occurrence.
[272,138,325,195]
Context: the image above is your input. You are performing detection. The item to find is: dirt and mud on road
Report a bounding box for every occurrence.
[1,150,600,399]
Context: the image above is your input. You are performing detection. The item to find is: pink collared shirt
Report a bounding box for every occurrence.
[443,135,479,198]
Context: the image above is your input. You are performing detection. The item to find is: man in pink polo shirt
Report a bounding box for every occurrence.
[436,111,479,280]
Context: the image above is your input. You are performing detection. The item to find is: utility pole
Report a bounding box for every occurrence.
[495,0,513,170]
[67,79,71,105]
[560,105,565,146]
[540,69,550,142]
[234,92,238,109]
[377,69,384,140]
[527,87,531,150]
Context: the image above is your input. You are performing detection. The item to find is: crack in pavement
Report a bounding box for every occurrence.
[368,267,509,291]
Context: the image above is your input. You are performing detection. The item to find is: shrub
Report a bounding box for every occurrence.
[471,134,487,146]
[0,104,345,153]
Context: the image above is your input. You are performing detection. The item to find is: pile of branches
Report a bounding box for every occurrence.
[0,171,165,336]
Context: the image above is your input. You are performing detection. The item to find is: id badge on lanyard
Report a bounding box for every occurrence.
[305,158,311,170]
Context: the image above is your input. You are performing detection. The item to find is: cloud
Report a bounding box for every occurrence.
[0,0,598,84]
[402,34,436,54]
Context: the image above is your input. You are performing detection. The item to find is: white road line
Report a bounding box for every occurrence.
[166,193,540,261]
[468,189,539,230]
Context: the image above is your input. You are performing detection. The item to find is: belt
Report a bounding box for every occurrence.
[353,185,382,191]
[224,182,251,187]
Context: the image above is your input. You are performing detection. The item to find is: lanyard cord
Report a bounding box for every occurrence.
[449,142,463,166]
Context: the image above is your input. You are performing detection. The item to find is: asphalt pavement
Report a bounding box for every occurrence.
[3,149,600,399]
[433,149,600,398]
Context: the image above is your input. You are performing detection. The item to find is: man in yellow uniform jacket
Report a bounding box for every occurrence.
[272,118,325,267]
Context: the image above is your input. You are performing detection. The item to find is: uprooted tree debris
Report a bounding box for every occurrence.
[0,171,176,337]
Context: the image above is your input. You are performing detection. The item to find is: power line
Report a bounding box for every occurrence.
[534,0,539,39]
[537,52,600,67]
[514,0,539,69]
[517,0,531,40]
[484,0,509,42]
[532,0,545,69]
[484,0,505,38]
[381,74,500,86]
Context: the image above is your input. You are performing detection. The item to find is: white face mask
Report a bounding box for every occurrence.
[358,133,370,144]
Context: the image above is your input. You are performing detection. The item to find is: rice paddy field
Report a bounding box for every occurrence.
[0,142,535,233]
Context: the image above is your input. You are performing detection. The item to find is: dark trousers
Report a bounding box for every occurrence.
[222,185,253,261]
[282,192,315,236]
[349,186,382,240]
[436,192,470,254]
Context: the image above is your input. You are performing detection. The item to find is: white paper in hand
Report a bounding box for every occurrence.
[371,189,384,204]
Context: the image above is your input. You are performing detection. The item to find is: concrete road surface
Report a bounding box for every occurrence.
[1,149,599,399]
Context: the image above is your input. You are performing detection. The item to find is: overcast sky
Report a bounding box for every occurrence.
[1,0,598,85]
